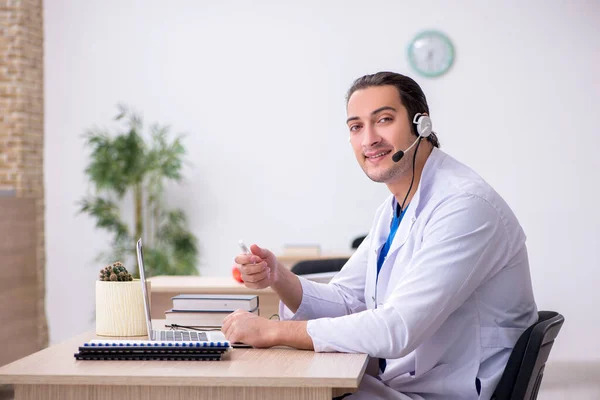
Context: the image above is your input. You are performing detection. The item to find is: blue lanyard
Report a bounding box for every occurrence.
[376,202,407,374]
[376,204,407,283]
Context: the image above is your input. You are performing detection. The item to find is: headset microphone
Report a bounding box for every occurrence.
[392,113,433,163]
[392,137,421,162]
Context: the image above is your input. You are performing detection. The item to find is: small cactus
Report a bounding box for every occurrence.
[99,262,133,282]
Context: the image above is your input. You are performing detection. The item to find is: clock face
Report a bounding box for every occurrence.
[408,30,455,78]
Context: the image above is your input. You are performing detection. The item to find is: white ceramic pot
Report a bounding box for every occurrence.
[95,279,149,337]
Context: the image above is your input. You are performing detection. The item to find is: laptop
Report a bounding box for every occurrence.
[136,238,228,343]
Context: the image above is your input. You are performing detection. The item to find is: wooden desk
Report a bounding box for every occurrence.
[0,322,369,400]
[148,276,281,320]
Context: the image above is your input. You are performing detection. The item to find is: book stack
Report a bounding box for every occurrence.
[74,339,230,361]
[165,294,259,328]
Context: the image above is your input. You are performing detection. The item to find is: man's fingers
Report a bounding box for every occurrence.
[243,277,270,289]
[241,268,268,283]
[222,311,244,340]
[234,254,252,265]
[222,313,233,336]
[227,319,243,342]
[250,244,268,258]
[234,254,264,265]
[240,262,267,276]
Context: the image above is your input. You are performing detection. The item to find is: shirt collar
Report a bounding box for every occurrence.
[388,146,445,217]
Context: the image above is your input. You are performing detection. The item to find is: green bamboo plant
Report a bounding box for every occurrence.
[79,104,199,277]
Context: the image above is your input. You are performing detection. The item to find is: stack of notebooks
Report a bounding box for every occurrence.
[74,339,230,361]
[165,294,259,327]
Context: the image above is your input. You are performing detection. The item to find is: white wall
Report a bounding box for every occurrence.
[44,0,600,361]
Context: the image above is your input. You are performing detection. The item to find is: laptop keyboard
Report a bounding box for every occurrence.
[157,330,208,341]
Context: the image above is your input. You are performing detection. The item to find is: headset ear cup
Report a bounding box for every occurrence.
[413,114,433,138]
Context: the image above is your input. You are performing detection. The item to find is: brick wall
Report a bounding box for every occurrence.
[0,0,48,353]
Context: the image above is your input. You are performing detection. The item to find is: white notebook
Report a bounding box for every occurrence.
[171,294,259,311]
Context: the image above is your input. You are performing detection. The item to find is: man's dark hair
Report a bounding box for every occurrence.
[346,71,440,148]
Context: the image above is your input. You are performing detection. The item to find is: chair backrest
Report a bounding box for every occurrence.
[290,258,349,275]
[351,235,367,249]
[492,311,565,400]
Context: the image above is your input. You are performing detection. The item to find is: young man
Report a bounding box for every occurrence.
[223,72,538,400]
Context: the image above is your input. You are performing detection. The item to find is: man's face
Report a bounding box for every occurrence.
[346,85,415,183]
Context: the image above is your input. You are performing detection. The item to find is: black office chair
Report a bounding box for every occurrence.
[290,258,349,275]
[351,235,367,249]
[491,310,565,400]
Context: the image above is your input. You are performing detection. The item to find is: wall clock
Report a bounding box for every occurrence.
[407,30,455,78]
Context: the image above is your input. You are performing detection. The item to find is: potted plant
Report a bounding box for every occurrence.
[95,261,148,336]
[78,104,199,278]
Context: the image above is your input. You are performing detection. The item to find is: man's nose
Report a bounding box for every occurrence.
[361,124,381,148]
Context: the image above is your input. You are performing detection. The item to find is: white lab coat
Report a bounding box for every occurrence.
[279,148,538,400]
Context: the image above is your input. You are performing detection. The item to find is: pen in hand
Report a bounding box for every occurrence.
[239,240,260,266]
[238,240,252,256]
[238,239,269,278]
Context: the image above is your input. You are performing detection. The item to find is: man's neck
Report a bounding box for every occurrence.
[387,142,433,210]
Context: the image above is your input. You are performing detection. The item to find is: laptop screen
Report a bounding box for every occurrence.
[136,238,154,338]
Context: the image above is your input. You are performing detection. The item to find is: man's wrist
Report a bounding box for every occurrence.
[272,321,312,350]
[271,264,303,314]
[271,261,286,291]
[268,320,284,347]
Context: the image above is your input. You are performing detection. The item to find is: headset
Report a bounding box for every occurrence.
[413,113,433,137]
[391,113,432,162]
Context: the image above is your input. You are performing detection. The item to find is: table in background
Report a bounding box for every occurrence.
[277,252,353,269]
[148,276,281,320]
[0,321,368,400]
[148,252,353,319]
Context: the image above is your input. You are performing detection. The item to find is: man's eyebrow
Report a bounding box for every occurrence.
[371,106,397,115]
[346,106,397,124]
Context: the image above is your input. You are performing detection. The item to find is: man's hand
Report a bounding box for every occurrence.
[233,244,280,289]
[221,310,277,348]
[222,310,315,350]
[233,243,303,313]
